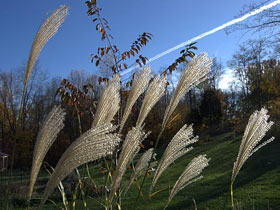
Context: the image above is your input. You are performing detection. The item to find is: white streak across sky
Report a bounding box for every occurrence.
[120,0,280,79]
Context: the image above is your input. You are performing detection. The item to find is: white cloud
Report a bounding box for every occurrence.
[219,68,234,90]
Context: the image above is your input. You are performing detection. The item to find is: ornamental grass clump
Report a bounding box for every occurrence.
[21,4,218,210]
[231,108,275,210]
[28,66,212,209]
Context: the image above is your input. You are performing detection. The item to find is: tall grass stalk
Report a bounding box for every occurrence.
[125,148,154,194]
[231,108,275,210]
[10,4,68,174]
[135,74,166,128]
[108,126,149,206]
[92,74,120,128]
[150,124,198,194]
[164,154,210,209]
[119,66,152,133]
[44,162,69,210]
[28,106,65,201]
[161,52,212,130]
[7,7,68,209]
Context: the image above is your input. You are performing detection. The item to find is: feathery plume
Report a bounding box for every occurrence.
[24,5,68,97]
[125,148,155,193]
[162,53,212,129]
[230,108,274,210]
[92,74,120,127]
[28,106,65,200]
[136,75,167,127]
[119,66,152,132]
[150,124,198,193]
[109,126,149,205]
[231,108,274,184]
[40,123,120,207]
[165,155,210,209]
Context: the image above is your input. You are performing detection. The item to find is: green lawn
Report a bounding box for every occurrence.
[7,132,280,210]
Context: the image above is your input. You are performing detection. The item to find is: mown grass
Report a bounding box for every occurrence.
[10,132,280,210]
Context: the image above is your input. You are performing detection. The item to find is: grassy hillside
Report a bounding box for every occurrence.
[121,132,280,210]
[12,132,280,210]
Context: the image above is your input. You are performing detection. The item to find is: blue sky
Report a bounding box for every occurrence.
[0,0,268,88]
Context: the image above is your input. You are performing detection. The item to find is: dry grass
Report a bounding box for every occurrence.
[162,53,212,130]
[108,126,149,206]
[24,5,68,97]
[119,66,152,132]
[165,154,210,209]
[40,123,120,206]
[28,106,65,200]
[150,124,198,194]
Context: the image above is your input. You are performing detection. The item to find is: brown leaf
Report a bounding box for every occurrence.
[132,47,138,54]
[96,23,99,31]
[122,53,126,60]
[96,59,100,66]
[130,50,135,56]
[105,47,110,54]
[140,56,147,65]
[136,59,142,67]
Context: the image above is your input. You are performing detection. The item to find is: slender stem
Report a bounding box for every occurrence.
[95,5,120,73]
[135,177,144,198]
[231,183,235,210]
[74,104,87,209]
[74,105,83,136]
[75,169,87,209]
[72,183,78,210]
[104,158,113,209]
[163,202,169,210]
[149,187,169,198]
